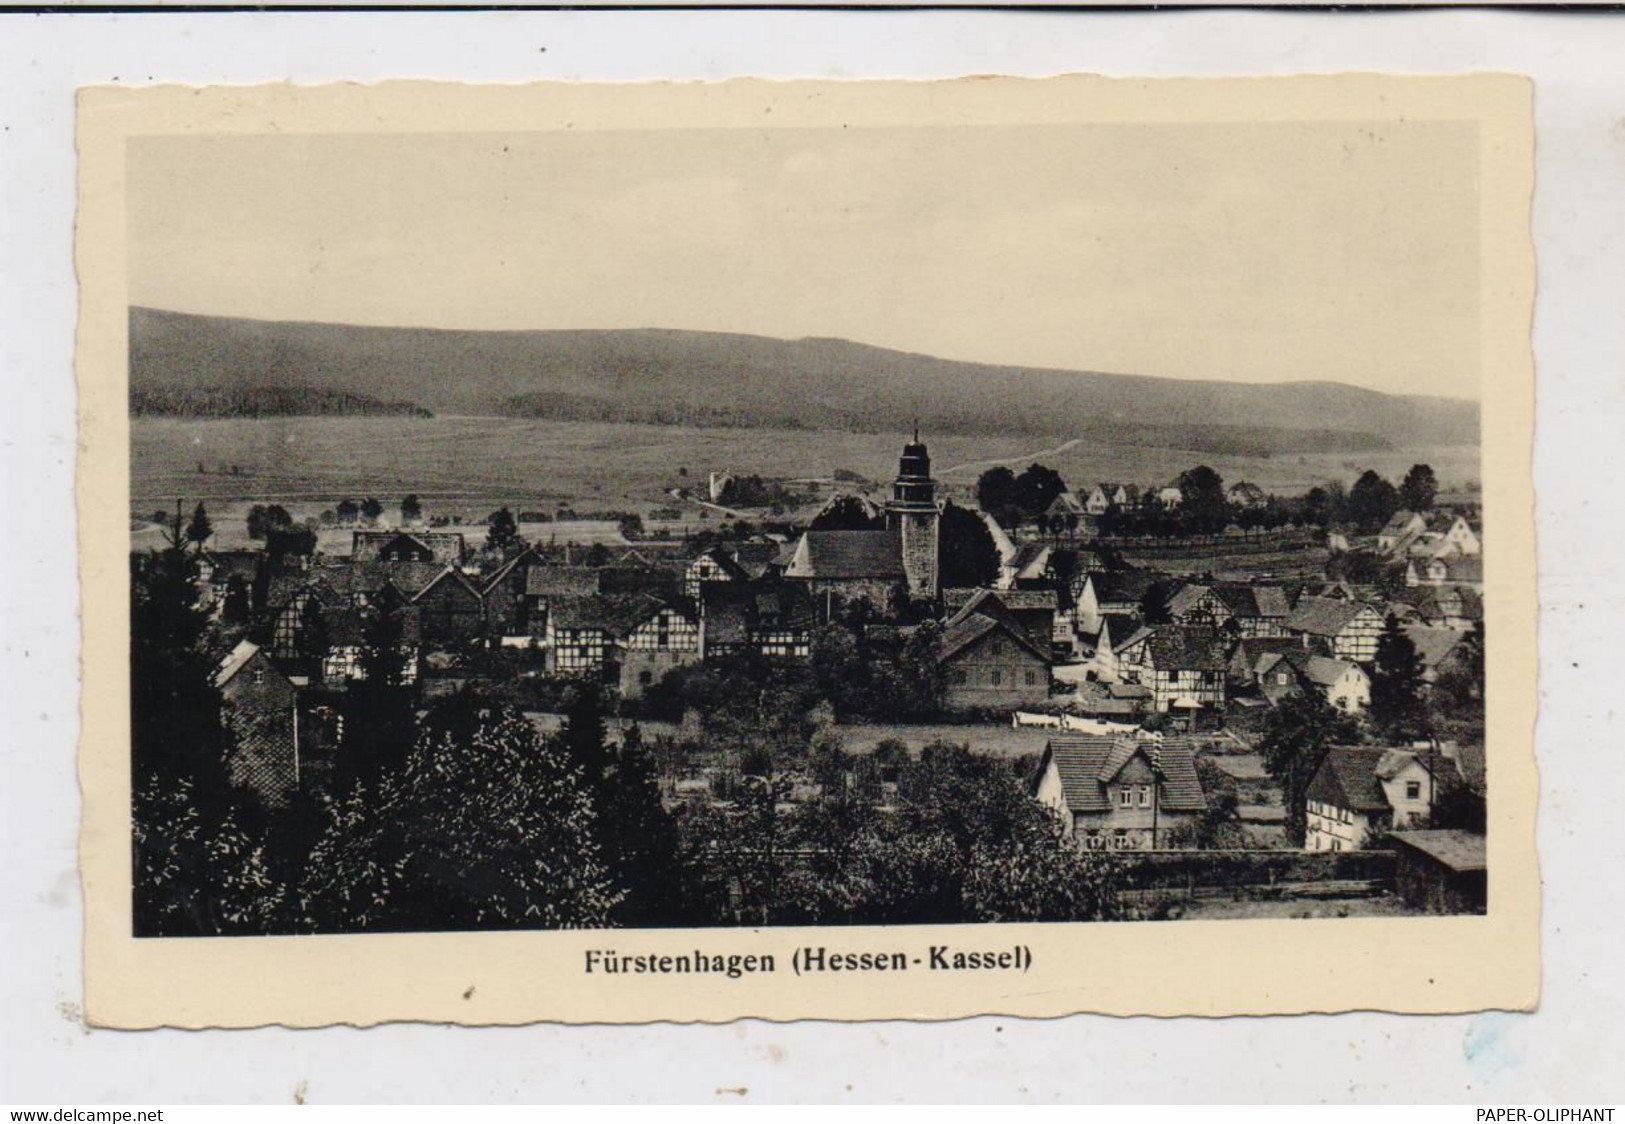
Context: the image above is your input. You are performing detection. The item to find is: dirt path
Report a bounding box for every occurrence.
[936,437,1083,477]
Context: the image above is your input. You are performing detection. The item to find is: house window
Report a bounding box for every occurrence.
[1332,839,1342,852]
[1406,781,1421,800]
[990,670,1003,686]
[1084,832,1105,850]
[951,670,968,685]
[1118,787,1132,807]
[1024,671,1037,686]
[251,665,265,685]
[1139,785,1151,808]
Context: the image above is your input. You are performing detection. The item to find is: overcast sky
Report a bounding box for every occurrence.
[128,121,1481,400]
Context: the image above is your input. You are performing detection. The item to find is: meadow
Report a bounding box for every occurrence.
[130,415,1481,536]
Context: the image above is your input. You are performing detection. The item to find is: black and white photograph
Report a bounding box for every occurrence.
[123,91,1496,940]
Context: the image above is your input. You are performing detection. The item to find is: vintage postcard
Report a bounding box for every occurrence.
[77,75,1538,1027]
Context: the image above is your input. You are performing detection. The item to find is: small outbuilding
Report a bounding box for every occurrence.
[1388,829,1487,914]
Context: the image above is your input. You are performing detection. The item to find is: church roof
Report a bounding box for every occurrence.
[784,529,905,580]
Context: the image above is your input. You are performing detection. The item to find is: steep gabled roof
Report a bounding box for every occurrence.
[524,566,599,599]
[1288,595,1378,637]
[1301,655,1363,688]
[551,592,678,634]
[410,565,482,604]
[1038,736,1206,813]
[785,529,904,580]
[939,604,1052,666]
[1403,624,1468,674]
[1145,627,1228,672]
[1211,582,1291,619]
[1087,570,1164,605]
[212,639,264,688]
[1306,746,1392,813]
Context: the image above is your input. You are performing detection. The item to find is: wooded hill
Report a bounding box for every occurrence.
[130,306,1478,453]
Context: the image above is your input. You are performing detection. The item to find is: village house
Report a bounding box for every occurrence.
[1406,554,1485,592]
[1437,514,1482,556]
[1075,570,1163,636]
[980,513,1022,588]
[1377,510,1429,555]
[1155,484,1184,508]
[1403,624,1472,684]
[684,545,751,602]
[1248,649,1370,713]
[212,639,300,808]
[481,547,541,643]
[1045,491,1090,523]
[1388,829,1487,914]
[1031,735,1207,849]
[1084,482,1137,515]
[938,595,1053,712]
[317,606,421,687]
[1304,746,1459,851]
[617,597,702,699]
[411,566,485,647]
[698,577,816,661]
[522,566,600,644]
[1286,595,1385,663]
[1085,612,1148,684]
[1114,625,1228,714]
[351,529,466,565]
[195,549,262,617]
[943,587,1058,656]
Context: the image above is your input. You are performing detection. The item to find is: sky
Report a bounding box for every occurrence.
[127,121,1482,400]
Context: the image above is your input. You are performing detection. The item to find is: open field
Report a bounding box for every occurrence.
[131,416,1481,524]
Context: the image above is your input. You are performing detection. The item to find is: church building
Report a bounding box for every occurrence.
[784,430,942,615]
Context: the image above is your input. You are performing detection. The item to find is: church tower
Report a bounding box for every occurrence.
[886,423,940,599]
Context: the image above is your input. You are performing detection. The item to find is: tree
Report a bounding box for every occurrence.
[976,466,1018,523]
[618,512,645,540]
[184,502,213,552]
[335,498,360,526]
[1258,692,1359,846]
[245,503,294,540]
[336,607,417,790]
[360,496,384,526]
[1139,580,1173,625]
[584,542,612,568]
[1370,613,1427,741]
[486,505,519,553]
[560,681,609,791]
[598,724,697,926]
[937,501,1000,589]
[1347,470,1400,532]
[809,495,882,533]
[221,573,251,624]
[1400,464,1439,512]
[298,706,620,931]
[400,494,423,524]
[1177,465,1228,532]
[1013,464,1066,521]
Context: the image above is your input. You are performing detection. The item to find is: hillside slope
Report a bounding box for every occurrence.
[129,307,1478,452]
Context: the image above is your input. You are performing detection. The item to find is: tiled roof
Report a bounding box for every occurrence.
[1301,655,1361,688]
[1210,582,1291,619]
[525,566,599,599]
[702,579,814,645]
[1403,625,1468,672]
[785,529,904,580]
[1306,746,1392,813]
[1039,736,1206,813]
[1167,584,1215,619]
[1380,510,1423,536]
[1088,570,1163,605]
[551,592,674,634]
[351,529,465,563]
[1288,595,1377,637]
[940,598,1052,665]
[1388,829,1487,872]
[313,559,445,600]
[212,639,262,688]
[1145,627,1228,671]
